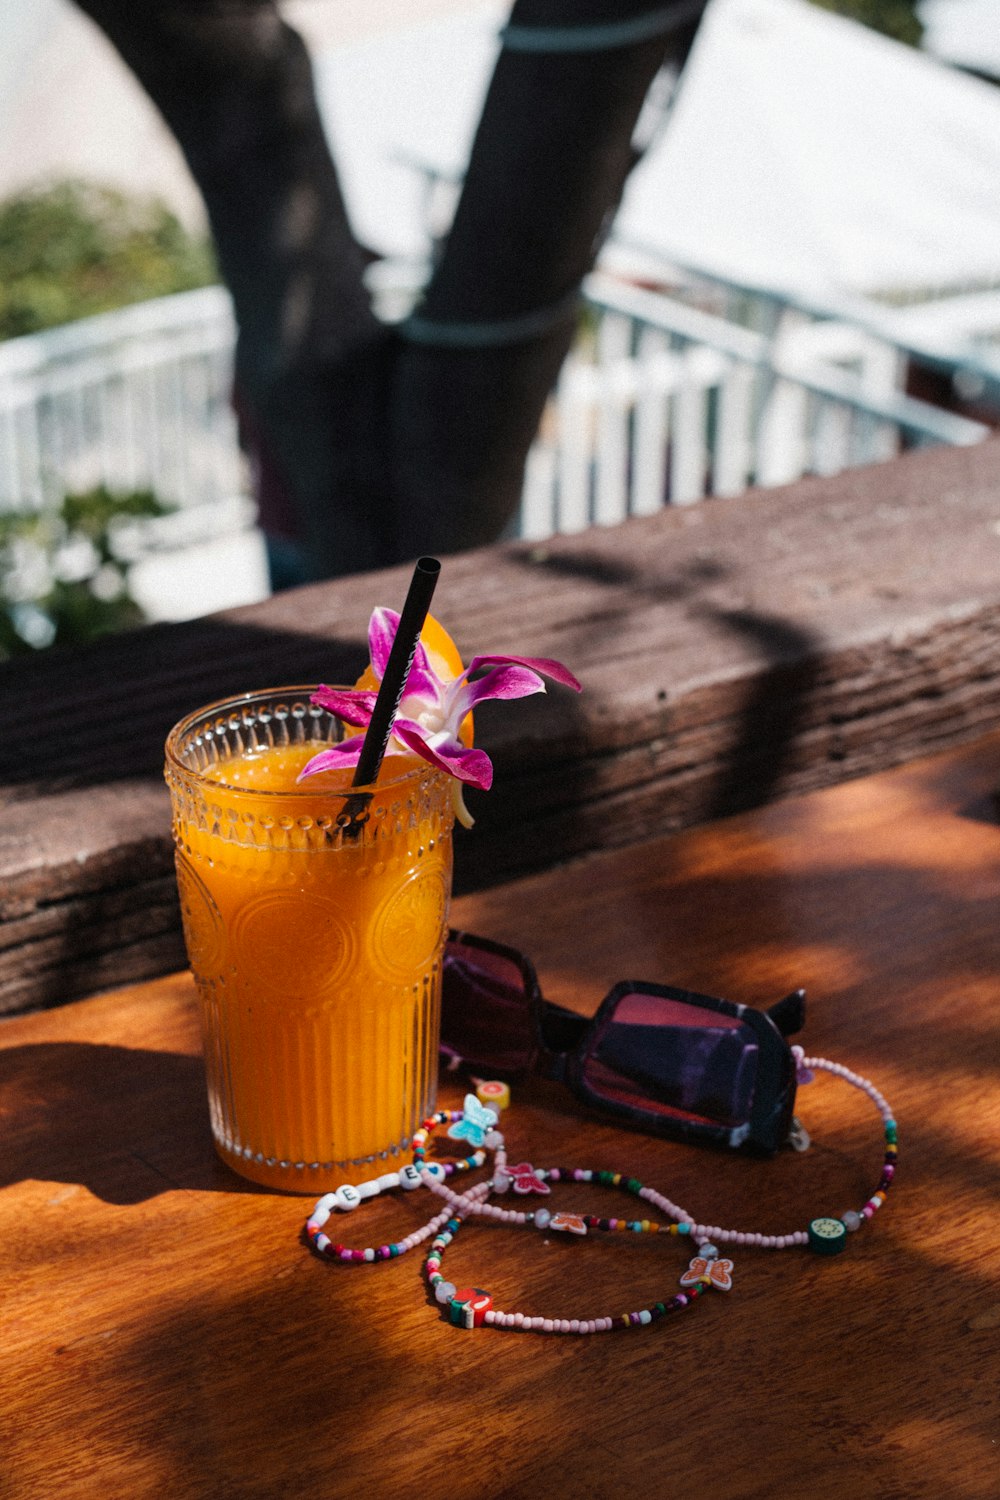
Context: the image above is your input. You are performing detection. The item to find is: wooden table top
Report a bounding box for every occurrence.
[3,734,1000,1499]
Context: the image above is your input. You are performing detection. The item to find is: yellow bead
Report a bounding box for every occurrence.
[475,1079,511,1112]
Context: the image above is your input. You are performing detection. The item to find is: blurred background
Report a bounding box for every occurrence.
[1,0,998,655]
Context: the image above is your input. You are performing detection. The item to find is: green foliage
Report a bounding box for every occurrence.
[0,179,217,341]
[0,485,171,659]
[809,0,923,46]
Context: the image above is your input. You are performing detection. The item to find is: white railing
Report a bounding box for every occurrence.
[0,276,989,610]
[518,272,989,540]
[0,286,251,547]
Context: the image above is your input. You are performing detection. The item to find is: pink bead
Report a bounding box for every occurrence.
[862,1205,874,1219]
[570,1318,580,1332]
[542,1319,555,1333]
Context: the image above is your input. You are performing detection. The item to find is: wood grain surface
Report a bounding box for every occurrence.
[4,435,1000,1013]
[3,735,1000,1499]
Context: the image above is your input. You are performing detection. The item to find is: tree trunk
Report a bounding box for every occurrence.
[74,0,392,581]
[390,0,703,557]
[73,0,705,581]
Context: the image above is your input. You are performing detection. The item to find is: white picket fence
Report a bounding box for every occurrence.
[0,276,988,615]
[519,272,988,540]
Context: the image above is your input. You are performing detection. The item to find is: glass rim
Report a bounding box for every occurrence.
[164,684,448,798]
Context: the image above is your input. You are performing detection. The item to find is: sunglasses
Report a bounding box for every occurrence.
[440,931,805,1155]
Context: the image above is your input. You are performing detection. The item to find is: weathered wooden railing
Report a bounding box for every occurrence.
[2,432,1000,1015]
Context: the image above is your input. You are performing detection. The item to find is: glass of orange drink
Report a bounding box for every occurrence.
[164,687,455,1192]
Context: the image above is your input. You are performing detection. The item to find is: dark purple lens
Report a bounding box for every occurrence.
[440,940,537,1074]
[581,992,759,1127]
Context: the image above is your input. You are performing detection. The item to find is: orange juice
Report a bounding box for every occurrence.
[165,689,454,1192]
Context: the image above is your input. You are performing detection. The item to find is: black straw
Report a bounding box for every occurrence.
[350,556,441,790]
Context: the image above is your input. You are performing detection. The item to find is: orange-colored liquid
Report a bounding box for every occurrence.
[170,741,454,1192]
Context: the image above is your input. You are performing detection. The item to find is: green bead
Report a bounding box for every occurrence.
[808,1216,848,1255]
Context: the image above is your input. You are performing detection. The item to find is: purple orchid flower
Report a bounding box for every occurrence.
[297,608,580,821]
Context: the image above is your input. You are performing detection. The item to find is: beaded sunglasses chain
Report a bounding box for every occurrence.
[305,1049,898,1335]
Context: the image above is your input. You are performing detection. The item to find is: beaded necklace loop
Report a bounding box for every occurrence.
[303,1054,899,1336]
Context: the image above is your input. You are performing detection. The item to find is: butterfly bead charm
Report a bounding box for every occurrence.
[507,1162,550,1196]
[447,1094,499,1148]
[549,1212,588,1236]
[680,1255,735,1291]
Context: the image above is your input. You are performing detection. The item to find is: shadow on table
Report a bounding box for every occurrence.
[0,1040,255,1203]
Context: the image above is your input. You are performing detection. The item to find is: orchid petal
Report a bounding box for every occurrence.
[401,657,441,704]
[368,606,399,680]
[393,719,494,790]
[310,685,378,725]
[466,654,581,692]
[296,739,364,781]
[459,663,548,710]
[365,603,431,687]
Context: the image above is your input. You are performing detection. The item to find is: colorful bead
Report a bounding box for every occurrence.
[680,1255,734,1291]
[476,1080,511,1112]
[447,1094,501,1147]
[507,1162,550,1195]
[549,1213,588,1236]
[449,1287,494,1329]
[808,1217,848,1255]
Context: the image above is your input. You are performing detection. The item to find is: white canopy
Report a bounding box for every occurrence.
[313,3,502,261]
[614,0,1000,301]
[316,0,1000,304]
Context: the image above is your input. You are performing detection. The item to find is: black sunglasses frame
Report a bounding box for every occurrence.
[442,930,803,1155]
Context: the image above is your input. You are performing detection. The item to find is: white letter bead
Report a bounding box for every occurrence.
[398,1165,423,1190]
[423,1162,446,1182]
[334,1184,361,1211]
